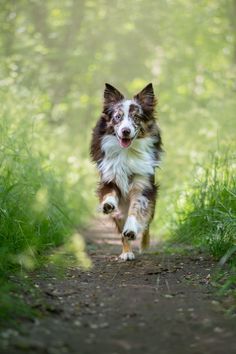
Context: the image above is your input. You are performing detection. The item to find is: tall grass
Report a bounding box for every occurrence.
[173,151,236,262]
[0,87,95,284]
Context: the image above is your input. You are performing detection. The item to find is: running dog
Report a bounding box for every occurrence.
[90,83,162,260]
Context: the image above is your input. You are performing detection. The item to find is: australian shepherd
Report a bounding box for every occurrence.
[90,83,162,261]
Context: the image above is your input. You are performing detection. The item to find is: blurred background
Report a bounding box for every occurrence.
[0,0,235,285]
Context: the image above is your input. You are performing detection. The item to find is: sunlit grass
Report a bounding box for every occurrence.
[152,94,236,237]
[50,232,92,269]
[0,0,235,322]
[173,151,236,258]
[0,87,96,321]
[171,151,236,295]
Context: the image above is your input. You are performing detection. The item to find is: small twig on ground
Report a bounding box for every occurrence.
[156,274,161,293]
[165,279,171,293]
[111,264,122,282]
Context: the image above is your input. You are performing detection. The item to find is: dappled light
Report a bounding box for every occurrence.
[13,247,36,271]
[0,0,235,351]
[51,232,92,269]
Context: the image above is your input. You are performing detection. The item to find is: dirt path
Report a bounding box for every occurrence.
[1,217,236,354]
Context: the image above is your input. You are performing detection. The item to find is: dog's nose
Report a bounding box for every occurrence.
[121,128,131,137]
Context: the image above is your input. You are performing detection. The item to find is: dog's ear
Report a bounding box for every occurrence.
[104,83,124,107]
[134,83,157,112]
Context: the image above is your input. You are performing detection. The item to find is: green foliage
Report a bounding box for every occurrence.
[0,86,93,277]
[173,151,236,261]
[0,0,236,317]
[172,152,236,297]
[0,84,95,320]
[0,280,37,325]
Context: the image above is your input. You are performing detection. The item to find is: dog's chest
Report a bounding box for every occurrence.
[98,135,159,196]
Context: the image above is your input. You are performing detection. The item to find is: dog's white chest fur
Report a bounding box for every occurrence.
[98,135,160,196]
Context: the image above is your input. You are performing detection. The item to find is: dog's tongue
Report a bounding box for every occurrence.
[120,138,132,148]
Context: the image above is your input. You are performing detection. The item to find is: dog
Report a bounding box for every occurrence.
[90,83,162,260]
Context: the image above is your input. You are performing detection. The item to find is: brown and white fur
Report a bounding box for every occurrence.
[90,83,162,261]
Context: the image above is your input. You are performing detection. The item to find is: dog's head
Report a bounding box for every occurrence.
[103,83,157,148]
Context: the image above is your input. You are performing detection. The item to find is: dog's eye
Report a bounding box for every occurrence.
[134,115,140,123]
[114,114,122,122]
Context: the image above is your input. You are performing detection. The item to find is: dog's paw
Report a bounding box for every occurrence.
[122,216,140,240]
[119,252,135,261]
[123,230,137,240]
[102,202,115,214]
[101,196,118,215]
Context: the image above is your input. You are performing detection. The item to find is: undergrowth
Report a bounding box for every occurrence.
[0,87,94,323]
[173,151,236,297]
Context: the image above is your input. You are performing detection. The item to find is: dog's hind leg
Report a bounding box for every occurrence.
[141,228,150,252]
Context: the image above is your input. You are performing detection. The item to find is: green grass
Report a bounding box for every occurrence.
[0,88,95,322]
[0,280,38,326]
[0,0,235,325]
[172,151,236,296]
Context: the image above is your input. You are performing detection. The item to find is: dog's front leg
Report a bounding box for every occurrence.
[119,236,135,261]
[123,197,148,240]
[119,194,147,261]
[98,182,120,214]
[112,204,135,261]
[122,176,155,243]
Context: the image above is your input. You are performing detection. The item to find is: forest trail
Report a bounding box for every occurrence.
[1,217,236,354]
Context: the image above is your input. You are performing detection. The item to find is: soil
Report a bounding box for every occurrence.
[0,217,235,354]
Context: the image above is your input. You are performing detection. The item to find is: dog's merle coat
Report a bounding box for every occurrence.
[90,83,162,260]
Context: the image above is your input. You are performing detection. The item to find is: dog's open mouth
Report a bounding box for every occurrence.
[118,137,132,148]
